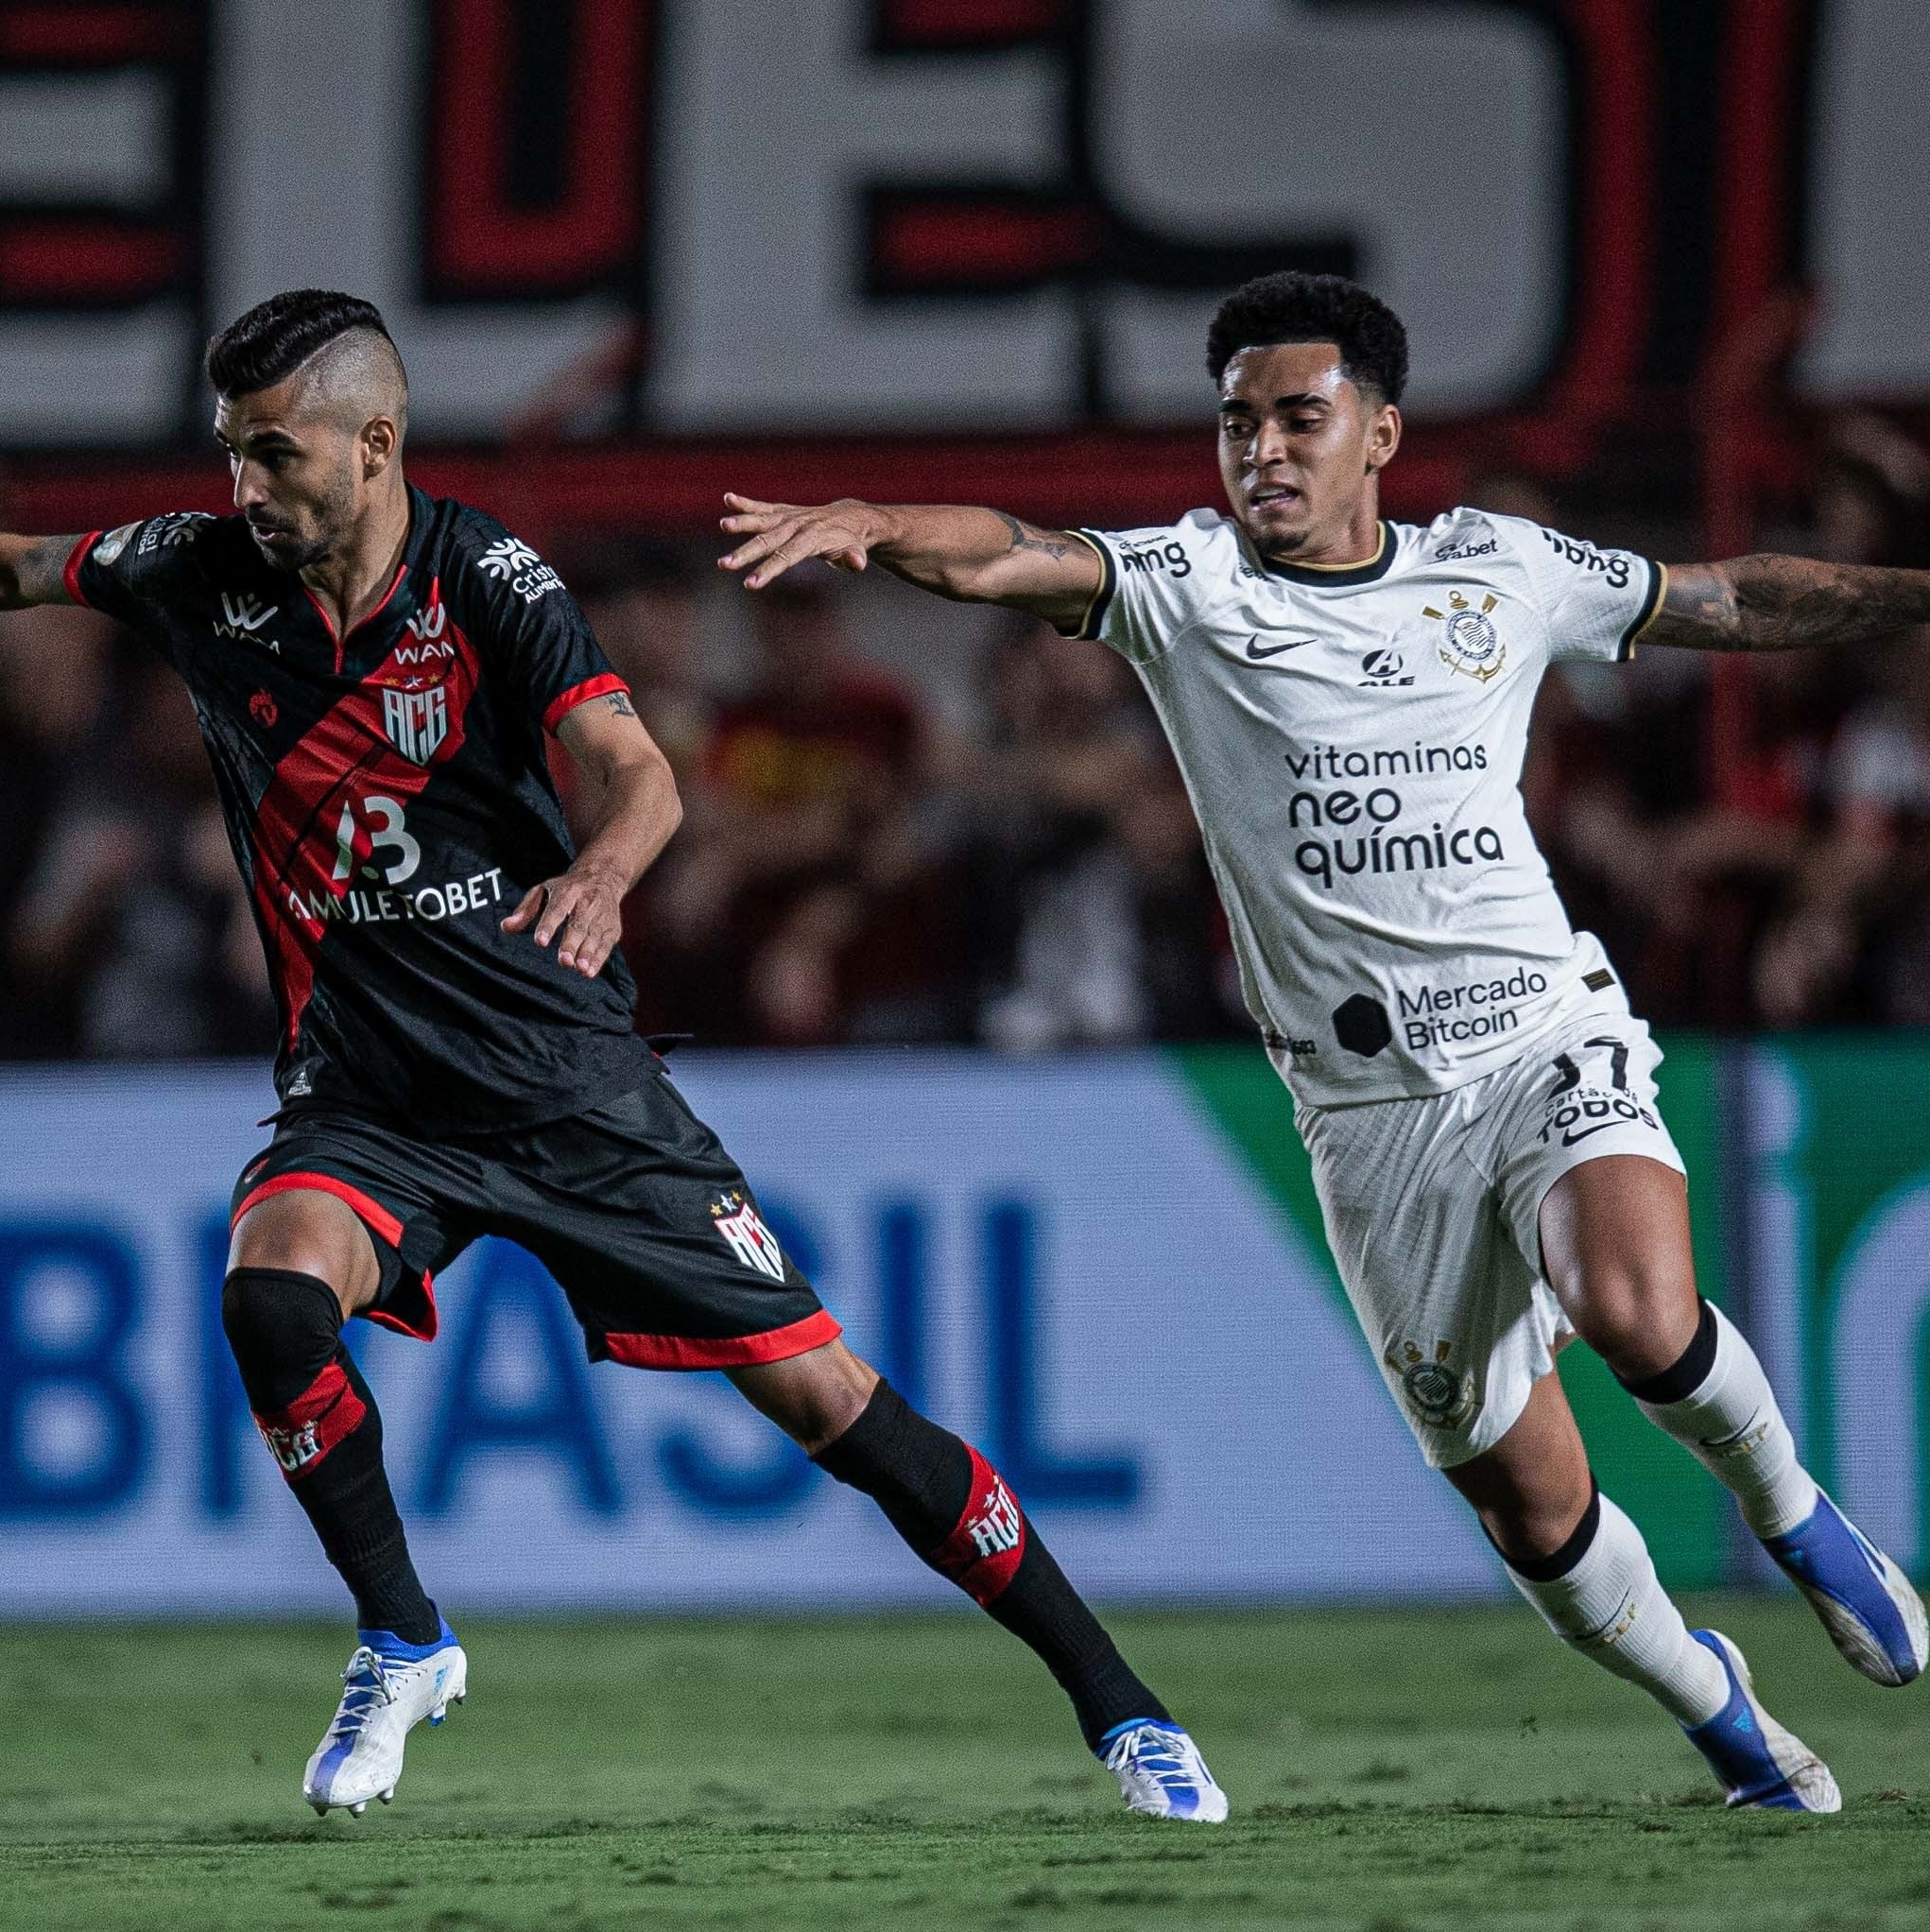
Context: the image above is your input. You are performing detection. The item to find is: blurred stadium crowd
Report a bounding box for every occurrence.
[8,418,1930,1062]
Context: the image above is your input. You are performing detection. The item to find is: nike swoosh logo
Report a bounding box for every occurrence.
[1245,635,1319,660]
[1560,1121,1623,1147]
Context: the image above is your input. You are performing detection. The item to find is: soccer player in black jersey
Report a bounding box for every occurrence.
[0,289,1225,1823]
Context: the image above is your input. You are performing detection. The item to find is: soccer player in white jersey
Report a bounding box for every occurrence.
[719,271,1930,1812]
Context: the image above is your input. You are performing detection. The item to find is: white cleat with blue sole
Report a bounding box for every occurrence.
[1098,1720,1229,1821]
[1761,1491,1928,1688]
[1681,1630,1839,1813]
[303,1621,467,1817]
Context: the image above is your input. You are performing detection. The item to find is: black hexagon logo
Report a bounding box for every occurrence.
[1333,993,1393,1058]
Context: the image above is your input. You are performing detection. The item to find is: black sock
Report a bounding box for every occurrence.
[222,1268,440,1645]
[1484,1483,1602,1579]
[815,1380,1171,1750]
[1614,1297,1719,1404]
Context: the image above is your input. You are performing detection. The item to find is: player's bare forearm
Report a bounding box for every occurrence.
[717,493,1100,630]
[1646,556,1930,653]
[502,692,682,976]
[580,755,682,879]
[0,533,82,609]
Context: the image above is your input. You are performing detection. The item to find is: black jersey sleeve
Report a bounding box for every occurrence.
[66,513,217,651]
[444,510,629,734]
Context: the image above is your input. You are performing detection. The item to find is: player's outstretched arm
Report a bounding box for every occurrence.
[0,533,82,609]
[500,691,682,978]
[718,493,1102,630]
[1645,556,1930,653]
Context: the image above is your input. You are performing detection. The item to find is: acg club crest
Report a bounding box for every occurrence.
[710,1190,786,1281]
[1384,1337,1481,1430]
[1424,589,1506,683]
[384,686,448,764]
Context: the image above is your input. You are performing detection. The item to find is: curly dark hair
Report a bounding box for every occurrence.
[205,288,399,397]
[1205,271,1407,405]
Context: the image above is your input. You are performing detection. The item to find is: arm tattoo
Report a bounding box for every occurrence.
[2,533,82,610]
[1650,556,1930,653]
[993,511,1076,563]
[598,690,639,719]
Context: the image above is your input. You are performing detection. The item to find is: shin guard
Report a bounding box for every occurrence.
[221,1268,439,1644]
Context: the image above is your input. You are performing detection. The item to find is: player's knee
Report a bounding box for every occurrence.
[1479,1488,1594,1571]
[229,1189,379,1309]
[221,1267,345,1400]
[731,1339,880,1455]
[1566,1258,1697,1380]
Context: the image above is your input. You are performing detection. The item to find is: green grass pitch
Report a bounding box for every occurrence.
[3,1600,1927,1931]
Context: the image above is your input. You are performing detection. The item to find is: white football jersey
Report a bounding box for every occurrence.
[1068,507,1666,1105]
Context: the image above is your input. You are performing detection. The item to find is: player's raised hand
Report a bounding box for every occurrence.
[501,863,626,977]
[718,493,881,589]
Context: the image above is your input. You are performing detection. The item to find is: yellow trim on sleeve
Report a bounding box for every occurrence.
[1625,560,1669,660]
[1060,527,1112,640]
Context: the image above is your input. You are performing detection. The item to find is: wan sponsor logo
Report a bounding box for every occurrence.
[215,592,279,647]
[372,583,459,691]
[405,592,448,643]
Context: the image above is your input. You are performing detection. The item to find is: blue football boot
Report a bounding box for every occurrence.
[1681,1630,1839,1812]
[1761,1490,1927,1688]
[1097,1719,1229,1821]
[303,1618,467,1816]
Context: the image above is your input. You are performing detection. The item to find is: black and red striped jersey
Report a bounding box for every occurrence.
[65,487,653,1131]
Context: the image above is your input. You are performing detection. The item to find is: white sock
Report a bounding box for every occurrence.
[1633,1303,1818,1540]
[1505,1492,1728,1727]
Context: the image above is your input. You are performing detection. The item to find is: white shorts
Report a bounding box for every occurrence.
[1292,1007,1685,1470]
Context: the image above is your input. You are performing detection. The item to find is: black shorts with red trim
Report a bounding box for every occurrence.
[229,1066,838,1369]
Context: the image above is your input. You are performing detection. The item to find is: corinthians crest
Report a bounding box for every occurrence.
[1385,1337,1481,1429]
[1425,589,1506,682]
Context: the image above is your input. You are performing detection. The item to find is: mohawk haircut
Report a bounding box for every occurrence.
[205,289,401,398]
[1205,271,1408,406]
